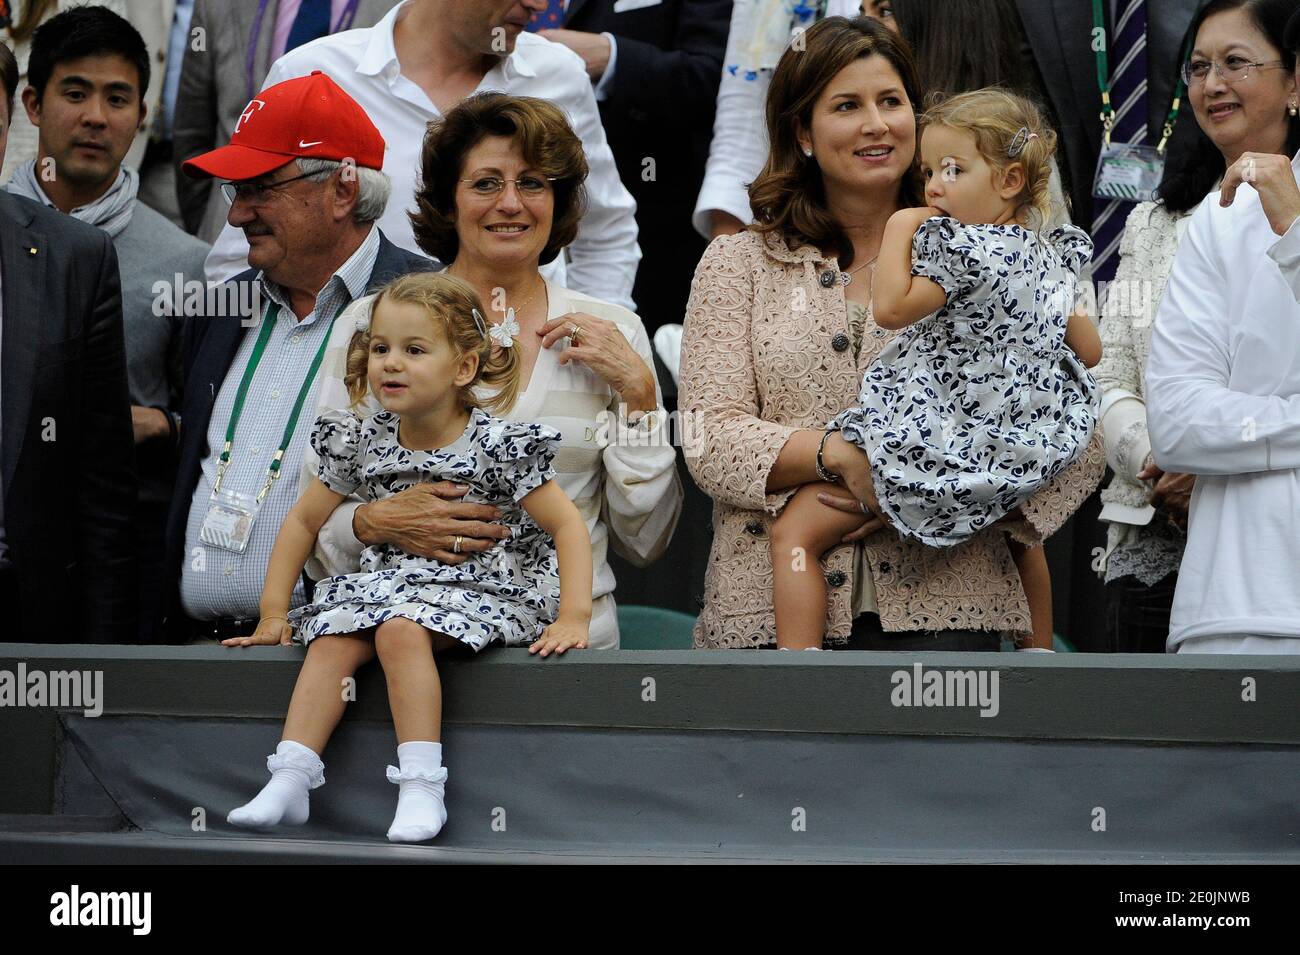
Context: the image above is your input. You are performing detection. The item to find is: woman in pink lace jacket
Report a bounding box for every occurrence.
[679,16,1104,650]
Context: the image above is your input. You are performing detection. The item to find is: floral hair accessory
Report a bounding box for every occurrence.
[490,309,521,349]
[353,296,375,333]
[1008,127,1039,159]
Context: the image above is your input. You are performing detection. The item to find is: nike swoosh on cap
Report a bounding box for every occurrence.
[299,140,324,148]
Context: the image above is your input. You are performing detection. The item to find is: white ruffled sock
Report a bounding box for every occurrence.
[386,741,448,843]
[227,740,324,829]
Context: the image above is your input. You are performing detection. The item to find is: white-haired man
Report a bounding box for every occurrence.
[157,71,436,642]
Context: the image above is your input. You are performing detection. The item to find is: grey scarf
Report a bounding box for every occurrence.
[6,160,139,237]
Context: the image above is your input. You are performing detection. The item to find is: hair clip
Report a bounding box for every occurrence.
[490,309,521,349]
[1008,127,1039,159]
[471,307,489,339]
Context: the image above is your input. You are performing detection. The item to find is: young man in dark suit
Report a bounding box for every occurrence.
[0,42,139,643]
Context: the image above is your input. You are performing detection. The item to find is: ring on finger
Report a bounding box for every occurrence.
[453,535,463,554]
[569,323,582,345]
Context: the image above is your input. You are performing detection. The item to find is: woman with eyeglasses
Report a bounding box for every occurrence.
[306,93,682,650]
[1140,0,1300,654]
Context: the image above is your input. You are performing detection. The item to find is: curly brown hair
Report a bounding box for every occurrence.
[344,273,522,416]
[749,16,924,266]
[409,92,589,266]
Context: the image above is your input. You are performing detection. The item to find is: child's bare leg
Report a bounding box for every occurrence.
[771,482,872,649]
[228,632,376,830]
[282,633,377,753]
[1008,539,1053,649]
[374,617,457,842]
[374,617,455,743]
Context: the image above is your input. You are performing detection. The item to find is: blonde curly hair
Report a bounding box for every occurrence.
[920,88,1058,228]
[343,272,521,415]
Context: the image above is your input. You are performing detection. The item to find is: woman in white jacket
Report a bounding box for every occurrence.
[1099,0,1300,652]
[1146,0,1300,654]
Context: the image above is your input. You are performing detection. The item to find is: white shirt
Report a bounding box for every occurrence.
[1145,154,1300,650]
[203,0,641,311]
[693,0,861,237]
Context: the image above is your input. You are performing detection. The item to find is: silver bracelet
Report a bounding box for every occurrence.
[816,429,840,483]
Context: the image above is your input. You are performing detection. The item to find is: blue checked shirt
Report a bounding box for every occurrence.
[180,226,381,620]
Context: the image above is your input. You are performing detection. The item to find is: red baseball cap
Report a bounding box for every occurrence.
[182,71,385,181]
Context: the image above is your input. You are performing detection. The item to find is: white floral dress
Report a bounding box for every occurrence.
[287,407,562,649]
[830,217,1101,547]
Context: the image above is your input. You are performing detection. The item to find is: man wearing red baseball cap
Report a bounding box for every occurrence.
[158,70,437,644]
[197,0,640,314]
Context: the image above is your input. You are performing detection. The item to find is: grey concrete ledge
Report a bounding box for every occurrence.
[2,643,1297,745]
[2,831,1291,865]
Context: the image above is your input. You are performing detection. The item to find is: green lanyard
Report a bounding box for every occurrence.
[1091,0,1189,152]
[212,299,343,503]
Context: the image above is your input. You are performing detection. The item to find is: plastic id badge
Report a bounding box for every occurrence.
[1093,143,1165,203]
[199,487,263,553]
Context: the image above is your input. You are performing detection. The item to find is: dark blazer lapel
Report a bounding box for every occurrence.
[1146,0,1200,140]
[0,194,48,498]
[1055,0,1105,143]
[566,0,593,25]
[364,234,439,293]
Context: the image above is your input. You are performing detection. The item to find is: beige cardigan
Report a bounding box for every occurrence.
[680,229,1104,649]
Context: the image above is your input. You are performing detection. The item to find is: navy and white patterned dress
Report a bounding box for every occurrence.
[287,407,563,650]
[830,216,1101,547]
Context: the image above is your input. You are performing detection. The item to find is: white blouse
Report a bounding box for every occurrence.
[304,279,683,650]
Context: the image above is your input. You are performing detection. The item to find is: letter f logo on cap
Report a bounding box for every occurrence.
[235,99,266,134]
[182,73,385,183]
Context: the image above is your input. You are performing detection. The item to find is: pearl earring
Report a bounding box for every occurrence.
[1290,102,1298,117]
[803,146,813,157]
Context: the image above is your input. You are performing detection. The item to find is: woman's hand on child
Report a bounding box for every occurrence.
[222,617,293,647]
[820,433,890,533]
[816,490,887,543]
[354,482,510,564]
[529,618,590,658]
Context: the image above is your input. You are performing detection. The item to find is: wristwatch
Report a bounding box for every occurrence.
[627,409,658,431]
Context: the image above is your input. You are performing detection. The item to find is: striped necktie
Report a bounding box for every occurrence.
[527,0,567,31]
[1090,0,1150,286]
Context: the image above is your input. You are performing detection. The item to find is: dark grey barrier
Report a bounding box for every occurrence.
[1,644,1297,863]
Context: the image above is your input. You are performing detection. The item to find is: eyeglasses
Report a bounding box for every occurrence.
[459,175,556,197]
[220,170,321,204]
[1182,57,1288,85]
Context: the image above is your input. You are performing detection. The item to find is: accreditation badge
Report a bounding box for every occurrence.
[1093,143,1165,203]
[199,487,263,554]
